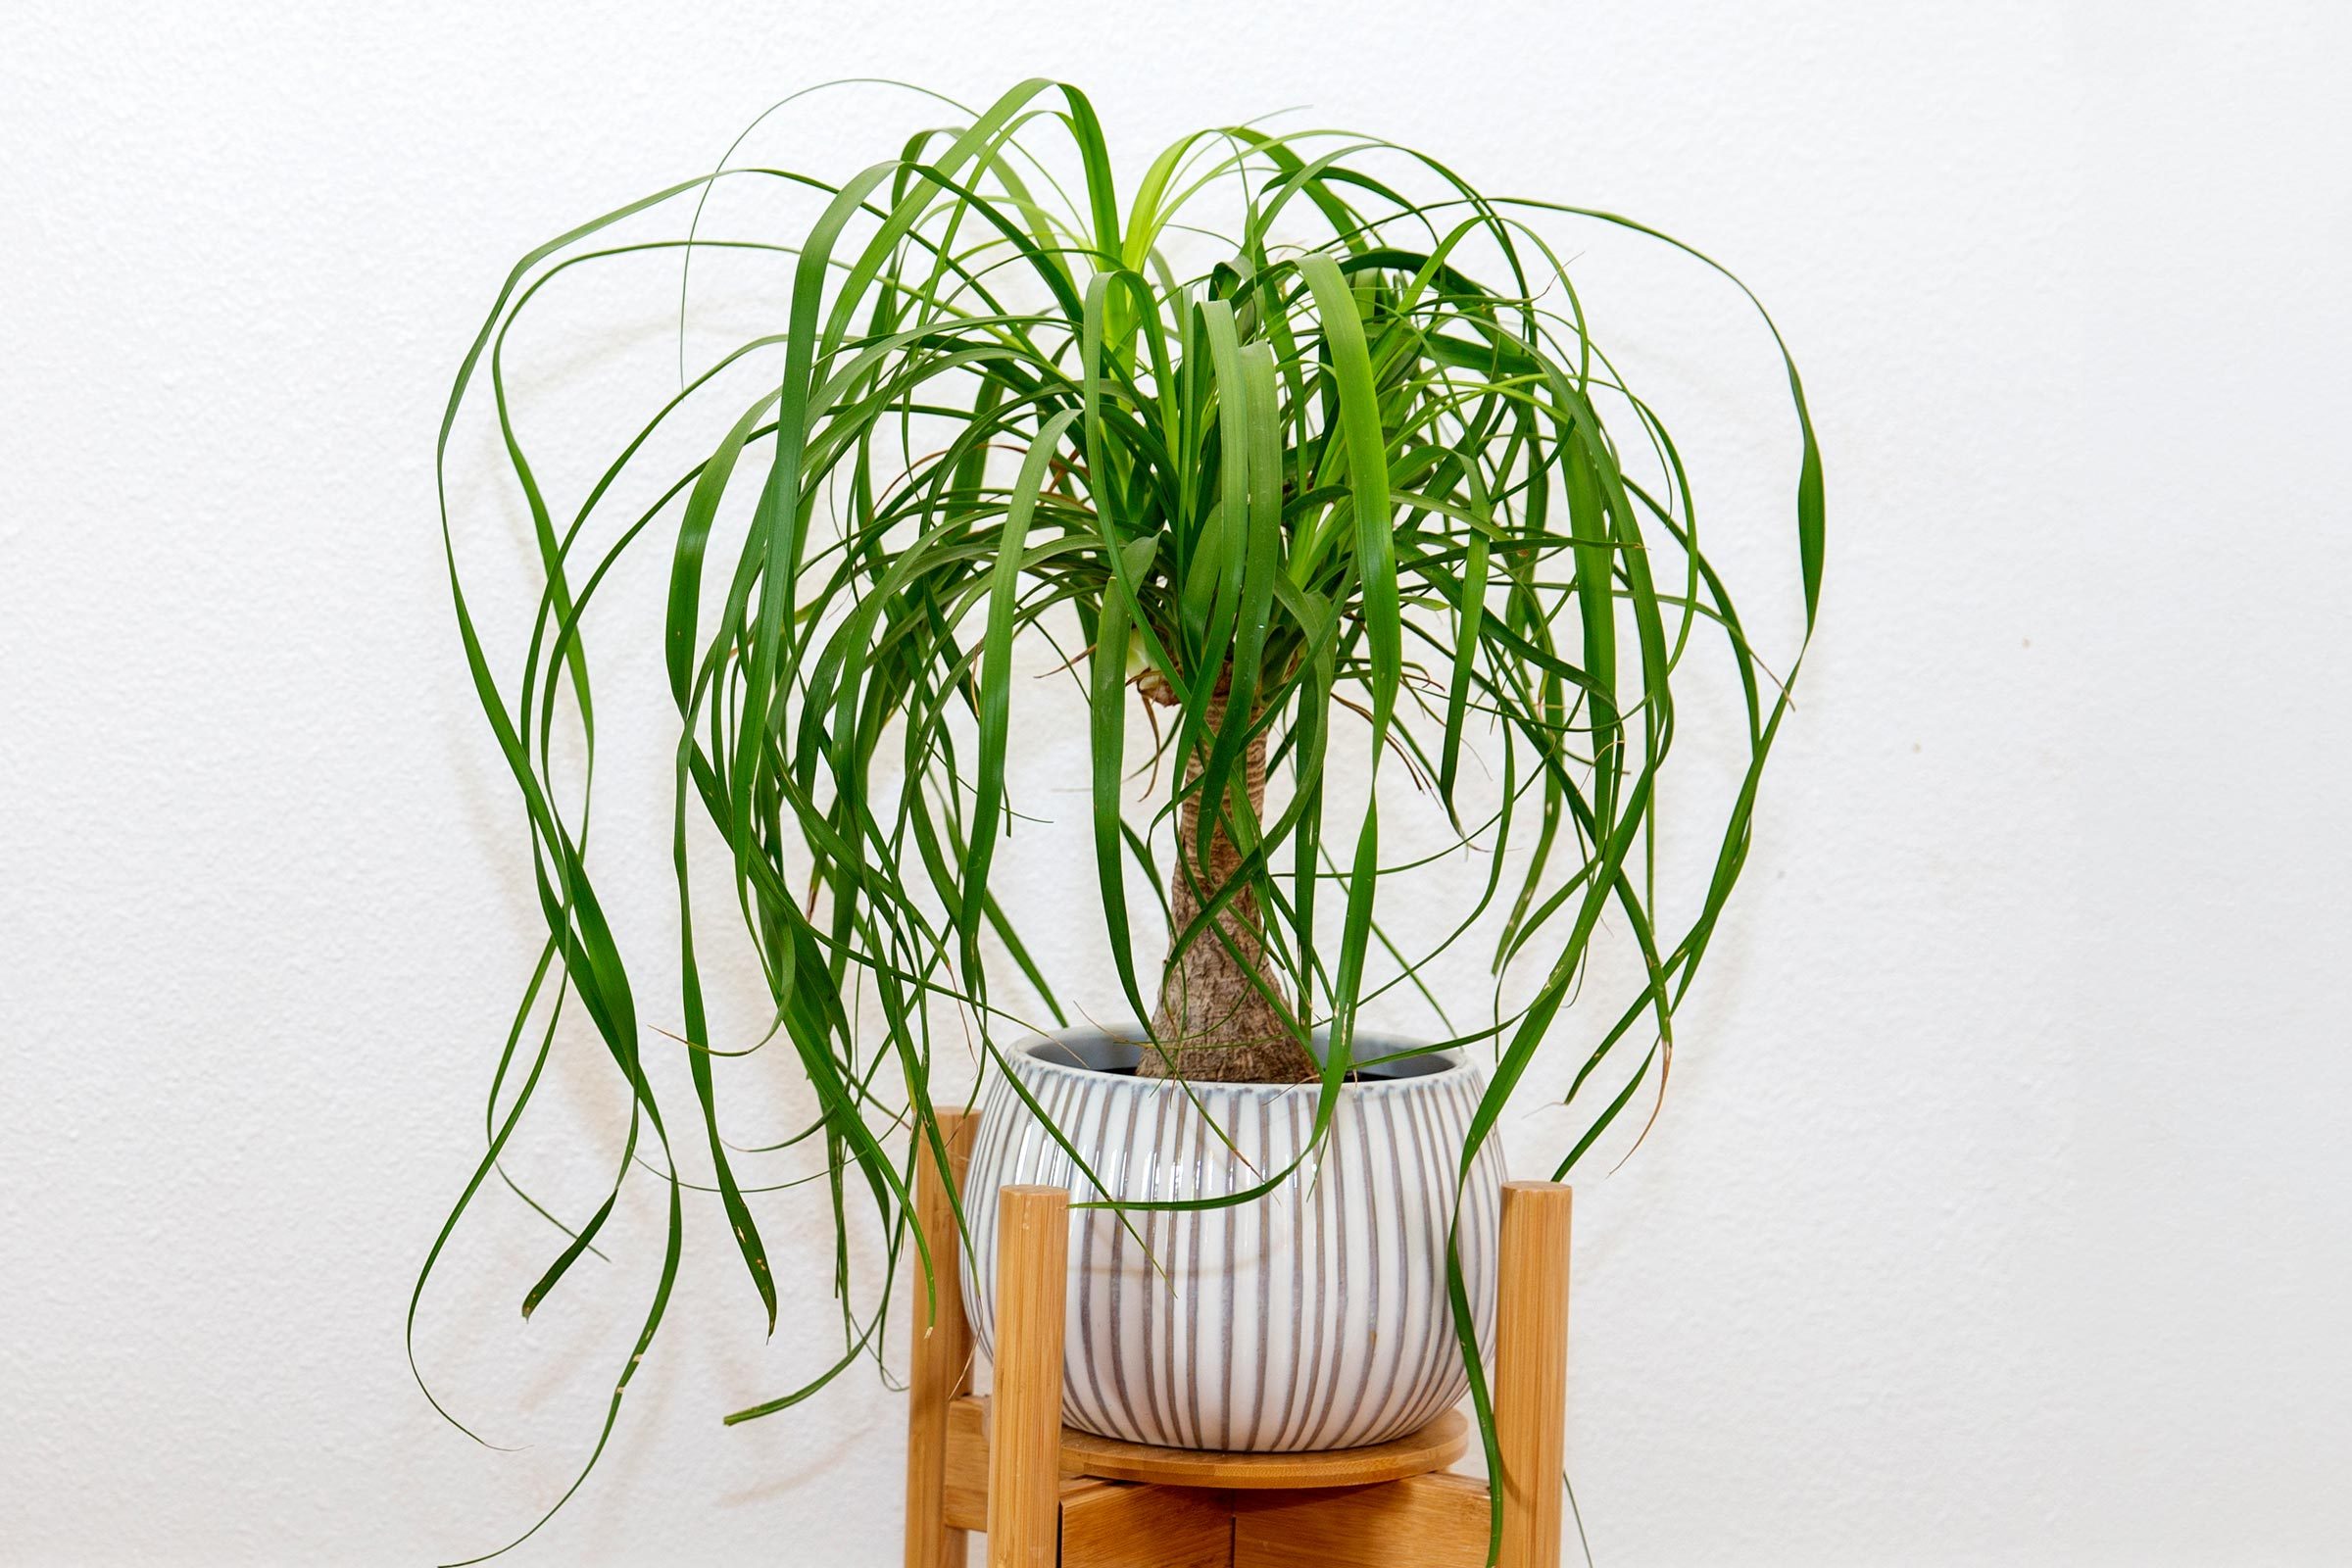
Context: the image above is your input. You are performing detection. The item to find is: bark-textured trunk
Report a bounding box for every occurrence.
[1138,687,1319,1083]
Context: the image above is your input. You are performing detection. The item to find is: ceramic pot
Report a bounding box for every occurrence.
[960,1026,1504,1452]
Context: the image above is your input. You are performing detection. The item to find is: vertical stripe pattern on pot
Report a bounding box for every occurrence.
[959,1030,1507,1452]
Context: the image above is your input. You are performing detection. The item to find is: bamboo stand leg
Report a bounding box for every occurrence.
[1494,1181,1573,1568]
[904,1111,977,1568]
[986,1185,1070,1568]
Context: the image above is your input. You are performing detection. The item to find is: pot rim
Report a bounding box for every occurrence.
[1004,1020,1483,1098]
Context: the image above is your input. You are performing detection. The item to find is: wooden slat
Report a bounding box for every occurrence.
[906,1111,977,1568]
[986,1186,1070,1568]
[1494,1182,1573,1568]
[1058,1480,1234,1568]
[944,1393,1102,1535]
[1230,1473,1494,1567]
[942,1396,990,1533]
[950,1399,1096,1533]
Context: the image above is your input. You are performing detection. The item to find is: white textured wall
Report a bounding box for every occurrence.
[5,2,2348,1564]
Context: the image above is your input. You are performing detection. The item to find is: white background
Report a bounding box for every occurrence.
[5,2,2349,1564]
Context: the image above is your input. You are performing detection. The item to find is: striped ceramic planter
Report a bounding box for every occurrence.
[960,1026,1504,1452]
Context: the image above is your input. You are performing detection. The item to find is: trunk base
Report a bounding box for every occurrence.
[1136,997,1318,1084]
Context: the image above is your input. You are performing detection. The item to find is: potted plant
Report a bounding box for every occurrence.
[419,76,1821,1553]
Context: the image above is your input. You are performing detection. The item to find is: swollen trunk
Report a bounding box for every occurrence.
[1139,692,1317,1083]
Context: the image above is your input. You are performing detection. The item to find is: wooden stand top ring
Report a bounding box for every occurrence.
[1007,1402,1469,1490]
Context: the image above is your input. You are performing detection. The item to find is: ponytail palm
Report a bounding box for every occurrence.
[423,77,1821,1558]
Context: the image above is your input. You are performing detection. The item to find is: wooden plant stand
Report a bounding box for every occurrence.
[903,1111,1573,1568]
